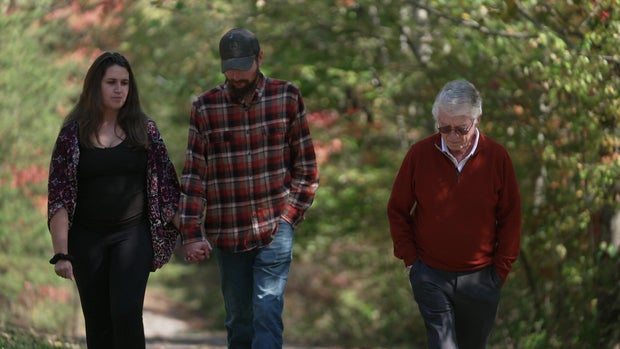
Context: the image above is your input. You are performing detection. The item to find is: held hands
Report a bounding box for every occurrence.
[54,260,74,281]
[183,241,212,264]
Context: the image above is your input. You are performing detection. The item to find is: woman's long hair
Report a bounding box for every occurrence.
[65,51,148,149]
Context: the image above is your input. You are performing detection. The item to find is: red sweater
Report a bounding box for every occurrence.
[387,133,521,282]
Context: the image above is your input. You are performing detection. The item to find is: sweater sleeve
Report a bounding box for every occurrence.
[47,123,79,229]
[493,150,522,282]
[147,119,180,224]
[387,147,418,267]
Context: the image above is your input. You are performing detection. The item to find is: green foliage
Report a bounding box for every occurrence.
[0,251,79,338]
[1,0,619,348]
[0,325,80,349]
[0,3,76,165]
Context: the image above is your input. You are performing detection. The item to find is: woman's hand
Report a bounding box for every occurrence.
[183,241,212,263]
[54,260,74,281]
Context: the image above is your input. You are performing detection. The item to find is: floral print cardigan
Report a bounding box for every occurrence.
[47,119,180,271]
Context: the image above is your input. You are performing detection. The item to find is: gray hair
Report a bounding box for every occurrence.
[431,79,482,123]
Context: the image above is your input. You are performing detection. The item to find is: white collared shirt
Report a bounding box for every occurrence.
[440,129,480,172]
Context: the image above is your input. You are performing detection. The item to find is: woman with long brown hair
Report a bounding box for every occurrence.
[47,51,180,349]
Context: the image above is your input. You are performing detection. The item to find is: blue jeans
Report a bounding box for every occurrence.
[409,260,503,349]
[214,221,294,349]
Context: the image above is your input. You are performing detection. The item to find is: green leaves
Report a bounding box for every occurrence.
[1,0,619,347]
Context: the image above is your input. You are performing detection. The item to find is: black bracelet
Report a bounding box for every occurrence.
[49,253,75,265]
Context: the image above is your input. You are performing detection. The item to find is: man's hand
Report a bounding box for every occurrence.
[183,241,212,263]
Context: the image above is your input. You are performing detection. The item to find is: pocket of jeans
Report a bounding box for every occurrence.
[278,219,293,233]
[490,266,503,288]
[409,259,421,281]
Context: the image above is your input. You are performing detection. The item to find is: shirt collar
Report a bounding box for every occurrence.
[440,128,480,170]
[440,128,480,155]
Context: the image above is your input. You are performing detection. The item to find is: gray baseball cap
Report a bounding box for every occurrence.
[219,28,260,72]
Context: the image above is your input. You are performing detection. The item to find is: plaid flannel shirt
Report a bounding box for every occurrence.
[180,73,319,252]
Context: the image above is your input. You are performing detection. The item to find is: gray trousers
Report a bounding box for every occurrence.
[409,259,503,349]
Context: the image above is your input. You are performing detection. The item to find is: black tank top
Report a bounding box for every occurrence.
[73,139,147,231]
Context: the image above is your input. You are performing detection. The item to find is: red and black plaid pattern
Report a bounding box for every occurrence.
[180,74,319,252]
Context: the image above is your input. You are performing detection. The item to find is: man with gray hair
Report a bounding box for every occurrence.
[387,79,521,348]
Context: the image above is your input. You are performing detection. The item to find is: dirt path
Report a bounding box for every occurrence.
[142,290,332,349]
[143,289,227,349]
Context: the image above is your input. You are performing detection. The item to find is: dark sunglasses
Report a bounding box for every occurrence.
[437,121,474,136]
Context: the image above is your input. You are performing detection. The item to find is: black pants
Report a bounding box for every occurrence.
[409,260,503,349]
[69,220,153,349]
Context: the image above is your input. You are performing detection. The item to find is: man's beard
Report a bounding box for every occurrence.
[227,72,259,102]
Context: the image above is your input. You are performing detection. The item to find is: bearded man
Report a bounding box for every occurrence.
[178,28,319,349]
